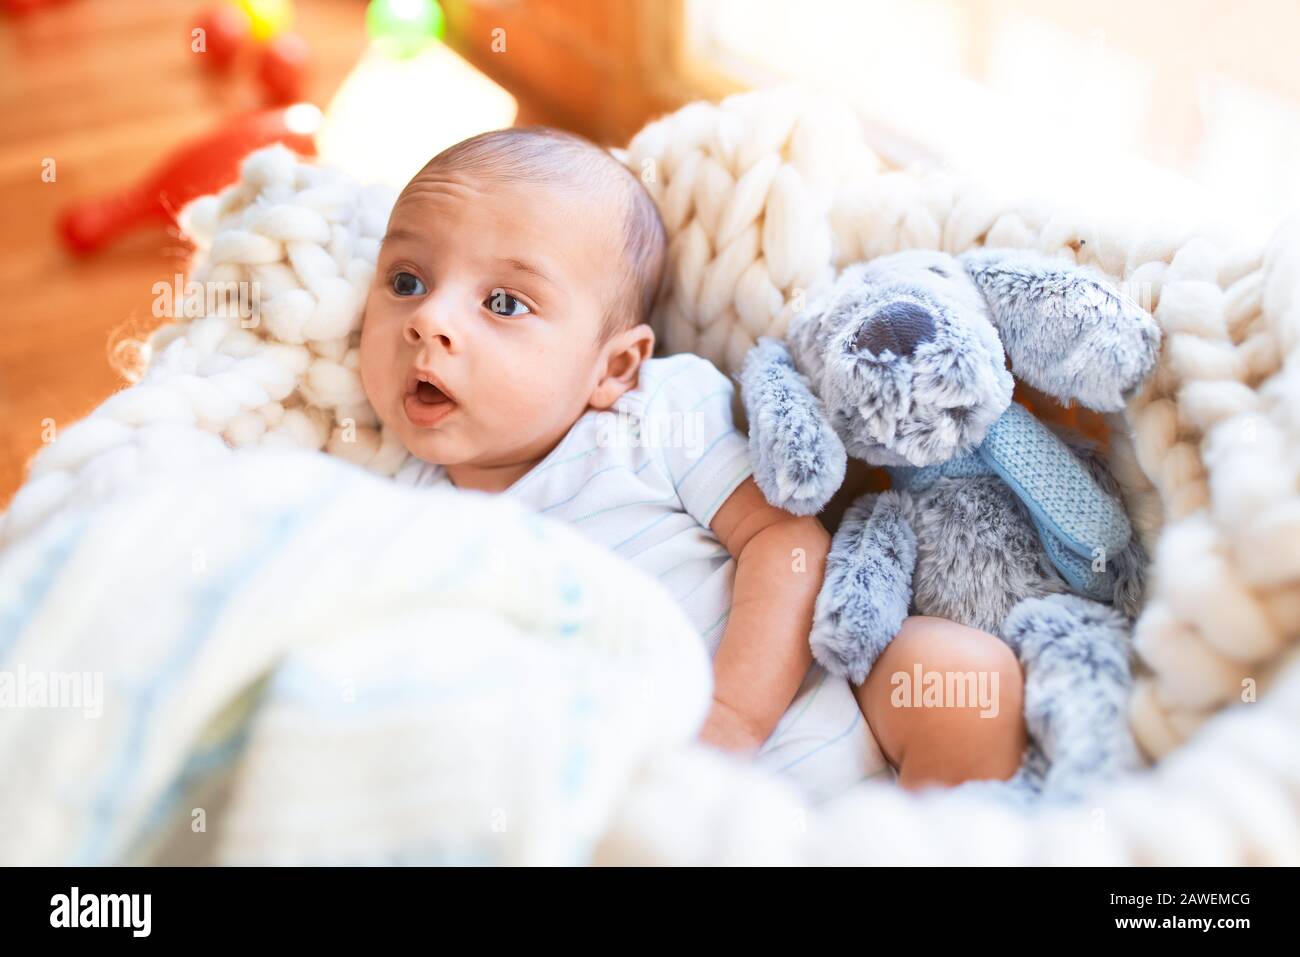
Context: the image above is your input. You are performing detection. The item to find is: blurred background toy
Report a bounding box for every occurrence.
[366,0,444,58]
[194,3,250,73]
[192,0,310,105]
[58,104,321,255]
[258,30,311,104]
[0,0,76,15]
[237,0,292,41]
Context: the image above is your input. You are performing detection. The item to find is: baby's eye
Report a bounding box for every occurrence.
[485,288,531,317]
[391,271,426,296]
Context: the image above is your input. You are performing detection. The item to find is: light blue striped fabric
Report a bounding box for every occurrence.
[397,354,754,651]
[396,353,888,800]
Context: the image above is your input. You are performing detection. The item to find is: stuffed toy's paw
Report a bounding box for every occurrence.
[1002,593,1142,800]
[953,744,1048,807]
[740,337,846,515]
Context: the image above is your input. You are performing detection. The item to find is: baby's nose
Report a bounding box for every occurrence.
[404,306,454,348]
[404,322,445,346]
[854,301,936,359]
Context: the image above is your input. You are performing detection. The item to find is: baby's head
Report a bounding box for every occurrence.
[360,127,666,489]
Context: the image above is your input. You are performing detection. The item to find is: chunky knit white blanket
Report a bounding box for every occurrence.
[3,89,1299,864]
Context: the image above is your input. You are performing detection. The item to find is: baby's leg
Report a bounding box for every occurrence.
[854,616,1027,790]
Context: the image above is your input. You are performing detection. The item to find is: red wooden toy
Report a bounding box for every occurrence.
[258,32,311,104]
[0,0,76,14]
[58,105,320,255]
[194,3,251,72]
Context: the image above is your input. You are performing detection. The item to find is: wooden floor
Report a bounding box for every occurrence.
[0,0,366,505]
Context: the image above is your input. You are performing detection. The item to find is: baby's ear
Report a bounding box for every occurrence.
[959,248,1161,411]
[590,323,654,410]
[740,337,845,516]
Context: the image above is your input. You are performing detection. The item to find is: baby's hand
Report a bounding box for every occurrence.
[698,697,765,754]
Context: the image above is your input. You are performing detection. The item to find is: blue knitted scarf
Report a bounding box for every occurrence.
[888,402,1132,602]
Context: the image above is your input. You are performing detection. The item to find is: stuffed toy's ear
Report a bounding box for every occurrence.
[740,337,846,516]
[959,248,1161,412]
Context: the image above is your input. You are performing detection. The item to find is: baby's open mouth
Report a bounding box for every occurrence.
[404,369,458,427]
[414,380,448,405]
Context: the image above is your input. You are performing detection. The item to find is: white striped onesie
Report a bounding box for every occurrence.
[394,352,892,800]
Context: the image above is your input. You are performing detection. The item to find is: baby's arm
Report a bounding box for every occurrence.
[701,477,831,753]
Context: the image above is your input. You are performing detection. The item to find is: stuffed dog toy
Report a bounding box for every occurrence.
[740,247,1162,799]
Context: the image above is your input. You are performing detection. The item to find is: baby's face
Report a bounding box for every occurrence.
[360,169,624,478]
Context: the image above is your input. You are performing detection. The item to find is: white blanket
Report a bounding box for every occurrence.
[4,443,1299,865]
[0,448,712,865]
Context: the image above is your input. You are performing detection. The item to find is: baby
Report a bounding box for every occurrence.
[359,127,1028,797]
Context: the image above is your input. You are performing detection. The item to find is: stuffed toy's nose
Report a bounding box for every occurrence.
[854,301,937,358]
